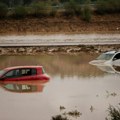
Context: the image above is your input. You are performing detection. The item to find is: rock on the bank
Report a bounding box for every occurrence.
[0,45,119,55]
[18,48,26,52]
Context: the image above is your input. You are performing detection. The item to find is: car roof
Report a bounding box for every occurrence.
[104,51,120,54]
[4,66,43,71]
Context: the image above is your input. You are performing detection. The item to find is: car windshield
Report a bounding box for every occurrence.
[96,53,114,60]
[0,70,5,76]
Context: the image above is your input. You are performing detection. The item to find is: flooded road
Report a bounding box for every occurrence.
[0,53,120,120]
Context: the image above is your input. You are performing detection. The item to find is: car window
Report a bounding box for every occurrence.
[20,68,37,76]
[4,68,37,78]
[96,53,114,60]
[31,68,37,75]
[21,69,29,76]
[4,69,17,78]
[113,53,120,60]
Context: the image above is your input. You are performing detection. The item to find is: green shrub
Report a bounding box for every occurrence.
[106,105,120,120]
[0,2,8,18]
[64,0,81,16]
[75,5,81,16]
[81,4,92,22]
[96,0,120,14]
[13,6,27,18]
[49,8,57,17]
[52,115,68,120]
[51,0,60,6]
[30,2,52,17]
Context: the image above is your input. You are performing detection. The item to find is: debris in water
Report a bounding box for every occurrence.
[106,105,120,120]
[106,90,117,98]
[96,94,99,97]
[60,106,66,111]
[52,115,68,120]
[58,106,81,119]
[90,106,95,112]
[67,110,82,118]
[110,92,117,97]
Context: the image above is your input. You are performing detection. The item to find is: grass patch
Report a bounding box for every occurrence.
[106,105,120,120]
[52,115,68,120]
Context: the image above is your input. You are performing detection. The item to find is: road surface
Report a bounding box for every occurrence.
[0,34,120,46]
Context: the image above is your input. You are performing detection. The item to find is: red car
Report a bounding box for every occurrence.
[0,66,50,81]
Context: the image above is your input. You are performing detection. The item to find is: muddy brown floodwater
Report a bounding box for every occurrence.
[0,53,120,120]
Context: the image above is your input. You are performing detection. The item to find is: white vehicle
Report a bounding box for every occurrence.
[95,64,120,74]
[89,51,120,66]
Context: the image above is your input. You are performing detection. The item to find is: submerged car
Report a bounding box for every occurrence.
[93,64,120,74]
[0,66,50,81]
[89,51,120,66]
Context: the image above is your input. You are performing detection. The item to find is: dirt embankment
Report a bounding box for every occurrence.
[0,14,120,35]
[0,44,120,55]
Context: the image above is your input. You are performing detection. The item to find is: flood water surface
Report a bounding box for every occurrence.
[0,53,120,120]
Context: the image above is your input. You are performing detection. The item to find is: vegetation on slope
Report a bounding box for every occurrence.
[0,0,120,22]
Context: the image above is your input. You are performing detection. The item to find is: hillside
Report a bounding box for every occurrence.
[0,13,120,35]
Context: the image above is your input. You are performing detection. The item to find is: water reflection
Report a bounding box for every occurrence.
[0,80,49,93]
[90,64,120,74]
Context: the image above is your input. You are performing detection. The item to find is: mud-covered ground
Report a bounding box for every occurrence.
[0,44,120,55]
[0,14,120,35]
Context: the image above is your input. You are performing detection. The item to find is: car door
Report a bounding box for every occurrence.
[3,68,37,81]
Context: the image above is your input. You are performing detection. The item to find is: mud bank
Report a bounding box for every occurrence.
[0,44,120,55]
[0,14,120,34]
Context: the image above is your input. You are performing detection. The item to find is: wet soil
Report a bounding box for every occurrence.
[0,44,120,55]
